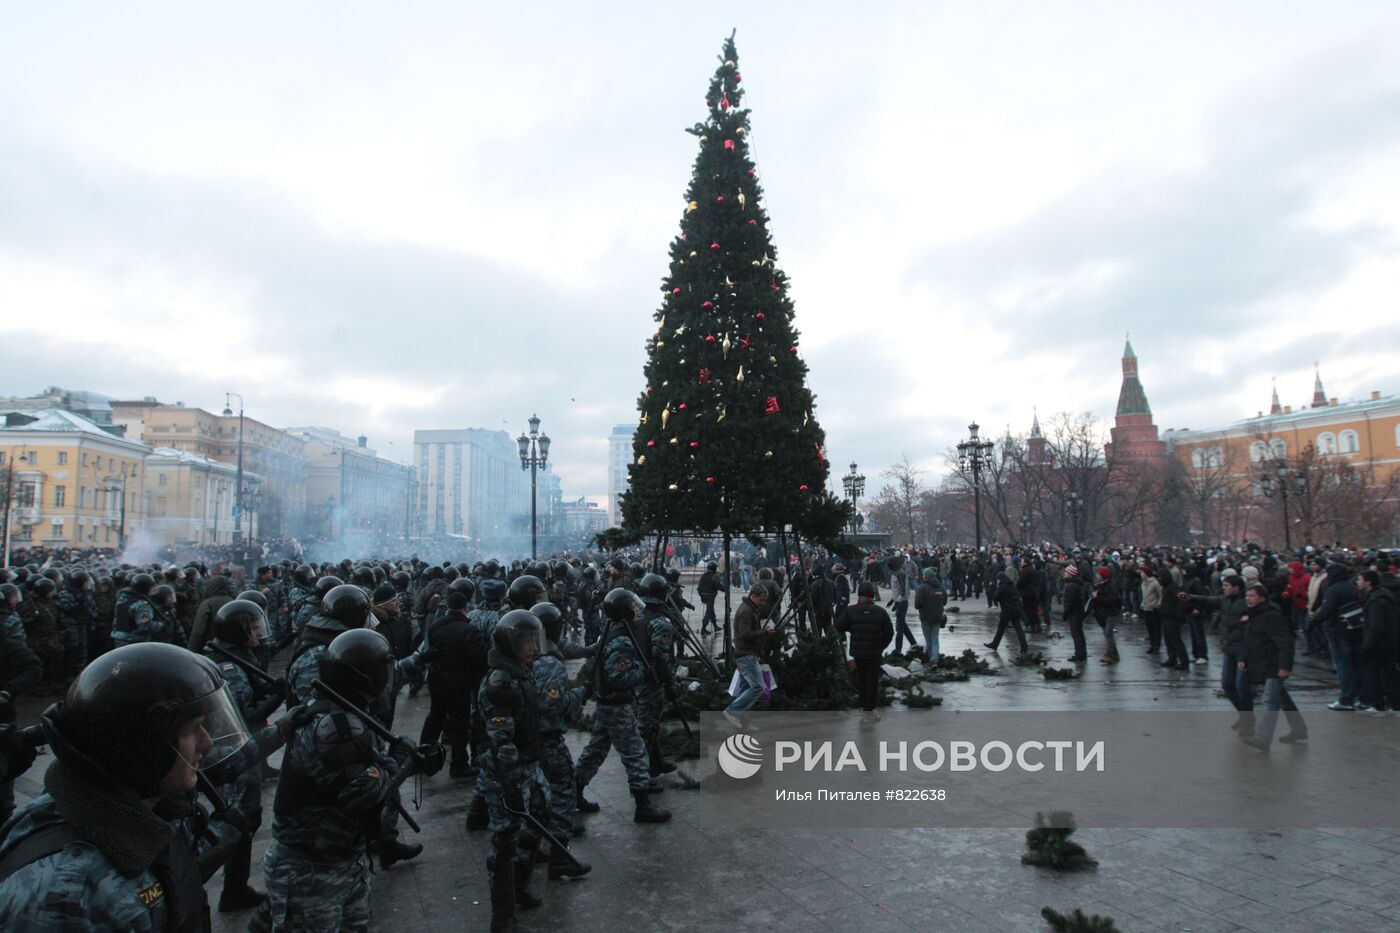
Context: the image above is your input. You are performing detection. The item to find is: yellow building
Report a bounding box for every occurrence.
[1164,388,1400,485]
[142,448,259,547]
[0,409,149,553]
[112,399,307,538]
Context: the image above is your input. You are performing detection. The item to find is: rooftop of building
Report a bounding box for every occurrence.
[1163,390,1399,442]
[0,408,144,447]
[148,446,253,476]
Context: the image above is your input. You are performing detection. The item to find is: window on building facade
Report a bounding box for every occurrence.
[81,453,89,467]
[1339,430,1359,454]
[1249,441,1267,464]
[159,473,168,486]
[1270,439,1286,459]
[1207,447,1224,468]
[25,451,36,465]
[1317,432,1337,455]
[51,521,62,539]
[53,486,65,507]
[1191,449,1204,469]
[57,451,68,465]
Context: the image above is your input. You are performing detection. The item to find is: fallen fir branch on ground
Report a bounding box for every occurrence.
[1023,811,1099,871]
[1041,666,1081,680]
[1040,907,1121,932]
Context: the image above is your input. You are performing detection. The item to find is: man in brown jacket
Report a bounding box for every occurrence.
[725,586,774,728]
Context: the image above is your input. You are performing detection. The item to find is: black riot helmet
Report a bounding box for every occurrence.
[321,584,371,628]
[352,565,376,587]
[392,570,412,591]
[507,574,547,609]
[131,572,156,595]
[492,609,544,662]
[150,584,176,609]
[483,558,501,578]
[318,629,394,705]
[213,599,266,646]
[236,589,268,612]
[314,575,344,598]
[293,564,316,586]
[526,561,549,580]
[637,573,669,604]
[603,587,645,623]
[629,562,644,579]
[581,565,597,581]
[443,566,459,583]
[426,565,444,581]
[33,577,58,599]
[0,582,20,602]
[707,561,718,573]
[478,578,507,606]
[68,570,92,591]
[48,643,250,796]
[448,576,476,599]
[664,567,681,584]
[530,602,565,645]
[41,567,63,584]
[551,560,571,580]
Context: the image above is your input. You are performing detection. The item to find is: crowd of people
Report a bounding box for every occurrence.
[0,536,1395,929]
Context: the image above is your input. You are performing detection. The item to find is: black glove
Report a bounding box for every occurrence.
[579,678,595,702]
[504,786,525,813]
[0,724,38,785]
[415,742,446,777]
[275,704,317,742]
[418,646,440,665]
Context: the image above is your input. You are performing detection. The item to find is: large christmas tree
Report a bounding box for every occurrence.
[620,33,846,542]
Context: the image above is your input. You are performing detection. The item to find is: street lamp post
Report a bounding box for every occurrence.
[841,461,866,533]
[1066,491,1084,544]
[517,414,550,560]
[957,422,995,553]
[222,393,245,547]
[1019,511,1032,545]
[935,519,947,544]
[1258,460,1309,551]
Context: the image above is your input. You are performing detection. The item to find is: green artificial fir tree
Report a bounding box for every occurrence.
[620,32,847,542]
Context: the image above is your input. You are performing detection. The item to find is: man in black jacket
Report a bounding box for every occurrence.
[985,572,1028,655]
[1358,571,1400,713]
[1239,584,1304,749]
[1061,565,1088,662]
[836,582,893,723]
[421,584,480,777]
[0,634,42,821]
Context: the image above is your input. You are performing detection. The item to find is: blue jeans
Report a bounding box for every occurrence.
[726,654,765,713]
[921,621,940,661]
[1326,624,1360,705]
[1221,654,1252,712]
[1255,677,1304,746]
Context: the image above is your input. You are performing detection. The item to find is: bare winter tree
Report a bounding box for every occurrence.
[868,455,927,545]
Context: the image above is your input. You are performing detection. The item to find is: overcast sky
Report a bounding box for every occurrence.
[2,2,1398,505]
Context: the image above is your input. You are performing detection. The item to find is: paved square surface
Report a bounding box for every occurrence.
[14,593,1400,932]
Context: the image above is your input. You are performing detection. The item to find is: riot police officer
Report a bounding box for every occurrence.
[0,643,251,929]
[573,588,671,823]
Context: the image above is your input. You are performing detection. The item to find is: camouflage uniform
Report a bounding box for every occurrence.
[477,650,549,924]
[291,598,321,641]
[110,596,164,646]
[91,581,115,659]
[56,587,96,677]
[0,774,236,929]
[249,701,405,933]
[636,605,677,751]
[574,621,653,792]
[532,651,585,840]
[23,595,63,690]
[0,607,22,641]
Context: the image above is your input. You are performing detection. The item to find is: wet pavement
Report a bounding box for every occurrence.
[13,593,1400,932]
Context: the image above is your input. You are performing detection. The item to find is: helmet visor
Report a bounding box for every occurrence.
[181,683,253,773]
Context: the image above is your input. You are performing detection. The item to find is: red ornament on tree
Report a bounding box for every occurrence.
[789,345,798,354]
[720,93,731,110]
[646,440,656,447]
[678,403,687,409]
[747,219,757,226]
[705,335,716,343]
[755,312,765,320]
[724,139,735,151]
[697,368,713,384]
[740,336,751,349]
[715,195,725,202]
[701,300,714,309]
[799,484,809,492]
[672,287,681,295]
[689,441,700,448]
[770,280,780,292]
[710,241,721,251]
[746,168,755,176]
[706,476,716,483]
[764,396,780,414]
[734,73,742,83]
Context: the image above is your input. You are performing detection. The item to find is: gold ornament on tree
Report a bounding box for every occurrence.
[764,450,774,459]
[668,484,679,491]
[673,324,686,336]
[737,190,746,209]
[669,437,678,445]
[722,334,732,359]
[736,365,745,385]
[687,200,698,213]
[638,455,647,464]
[640,412,649,425]
[717,405,727,423]
[661,407,670,429]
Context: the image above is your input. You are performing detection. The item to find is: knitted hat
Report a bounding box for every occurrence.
[1097,567,1111,579]
[1240,566,1261,584]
